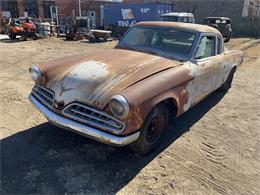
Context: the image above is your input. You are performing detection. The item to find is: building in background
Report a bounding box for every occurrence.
[0,0,55,20]
[1,0,259,36]
[122,0,260,36]
[0,0,120,28]
[103,1,172,36]
[55,0,121,29]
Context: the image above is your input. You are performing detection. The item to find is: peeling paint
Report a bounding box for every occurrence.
[33,23,243,136]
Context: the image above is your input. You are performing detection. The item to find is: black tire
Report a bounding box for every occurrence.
[32,34,38,40]
[8,31,16,39]
[219,67,236,91]
[66,37,73,41]
[224,32,232,43]
[21,35,27,41]
[130,104,169,155]
[89,37,96,43]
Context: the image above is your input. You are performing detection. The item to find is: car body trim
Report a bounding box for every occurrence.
[29,94,140,146]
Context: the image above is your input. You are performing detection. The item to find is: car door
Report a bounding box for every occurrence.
[190,34,223,105]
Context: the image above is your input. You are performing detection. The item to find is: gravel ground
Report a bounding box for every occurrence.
[0,37,259,194]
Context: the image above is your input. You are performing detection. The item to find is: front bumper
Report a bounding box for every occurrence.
[29,94,140,146]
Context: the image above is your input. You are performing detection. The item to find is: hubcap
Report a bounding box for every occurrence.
[145,114,165,145]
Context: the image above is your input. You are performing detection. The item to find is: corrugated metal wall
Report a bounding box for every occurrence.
[104,2,172,27]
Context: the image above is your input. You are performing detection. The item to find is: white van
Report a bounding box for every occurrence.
[160,12,195,23]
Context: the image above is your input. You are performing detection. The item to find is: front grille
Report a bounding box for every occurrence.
[32,85,54,108]
[63,103,125,134]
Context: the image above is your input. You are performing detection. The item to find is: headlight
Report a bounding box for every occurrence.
[29,65,41,82]
[109,95,129,119]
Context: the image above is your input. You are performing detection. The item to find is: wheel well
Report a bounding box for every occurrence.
[231,66,237,74]
[160,98,178,118]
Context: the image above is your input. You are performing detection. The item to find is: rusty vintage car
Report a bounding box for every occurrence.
[29,22,243,154]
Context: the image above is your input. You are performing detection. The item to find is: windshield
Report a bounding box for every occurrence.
[117,26,195,57]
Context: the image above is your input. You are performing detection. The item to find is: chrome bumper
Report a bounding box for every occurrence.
[29,94,140,146]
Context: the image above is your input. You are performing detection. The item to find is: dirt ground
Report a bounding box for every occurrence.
[0,37,259,194]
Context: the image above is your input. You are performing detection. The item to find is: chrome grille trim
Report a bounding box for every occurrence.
[32,85,54,108]
[62,103,125,134]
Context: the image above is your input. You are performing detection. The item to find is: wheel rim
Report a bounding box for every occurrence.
[145,114,165,145]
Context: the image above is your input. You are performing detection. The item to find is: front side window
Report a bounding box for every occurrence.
[195,36,216,59]
[118,26,195,57]
[221,20,227,24]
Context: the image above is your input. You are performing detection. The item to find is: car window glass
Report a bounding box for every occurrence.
[118,27,195,57]
[195,36,216,59]
[179,17,184,22]
[160,16,179,22]
[221,20,227,24]
[215,19,221,24]
[119,27,148,46]
[150,29,195,55]
[183,17,189,23]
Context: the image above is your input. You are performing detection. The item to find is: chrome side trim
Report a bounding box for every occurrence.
[29,94,140,146]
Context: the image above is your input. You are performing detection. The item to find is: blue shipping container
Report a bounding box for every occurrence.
[104,2,172,34]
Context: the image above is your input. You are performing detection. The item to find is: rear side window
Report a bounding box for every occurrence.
[195,36,216,59]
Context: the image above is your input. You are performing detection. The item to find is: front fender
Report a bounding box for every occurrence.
[120,64,194,135]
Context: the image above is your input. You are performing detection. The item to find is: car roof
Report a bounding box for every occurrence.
[135,21,221,35]
[161,12,194,17]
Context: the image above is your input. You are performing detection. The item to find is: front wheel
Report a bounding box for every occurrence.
[8,31,16,39]
[130,104,169,155]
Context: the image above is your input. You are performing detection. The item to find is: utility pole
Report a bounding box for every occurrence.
[79,0,82,17]
[50,6,59,35]
[256,5,260,17]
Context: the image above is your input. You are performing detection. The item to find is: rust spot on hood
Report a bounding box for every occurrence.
[38,48,182,109]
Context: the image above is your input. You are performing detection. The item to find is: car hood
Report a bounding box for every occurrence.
[38,48,181,110]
